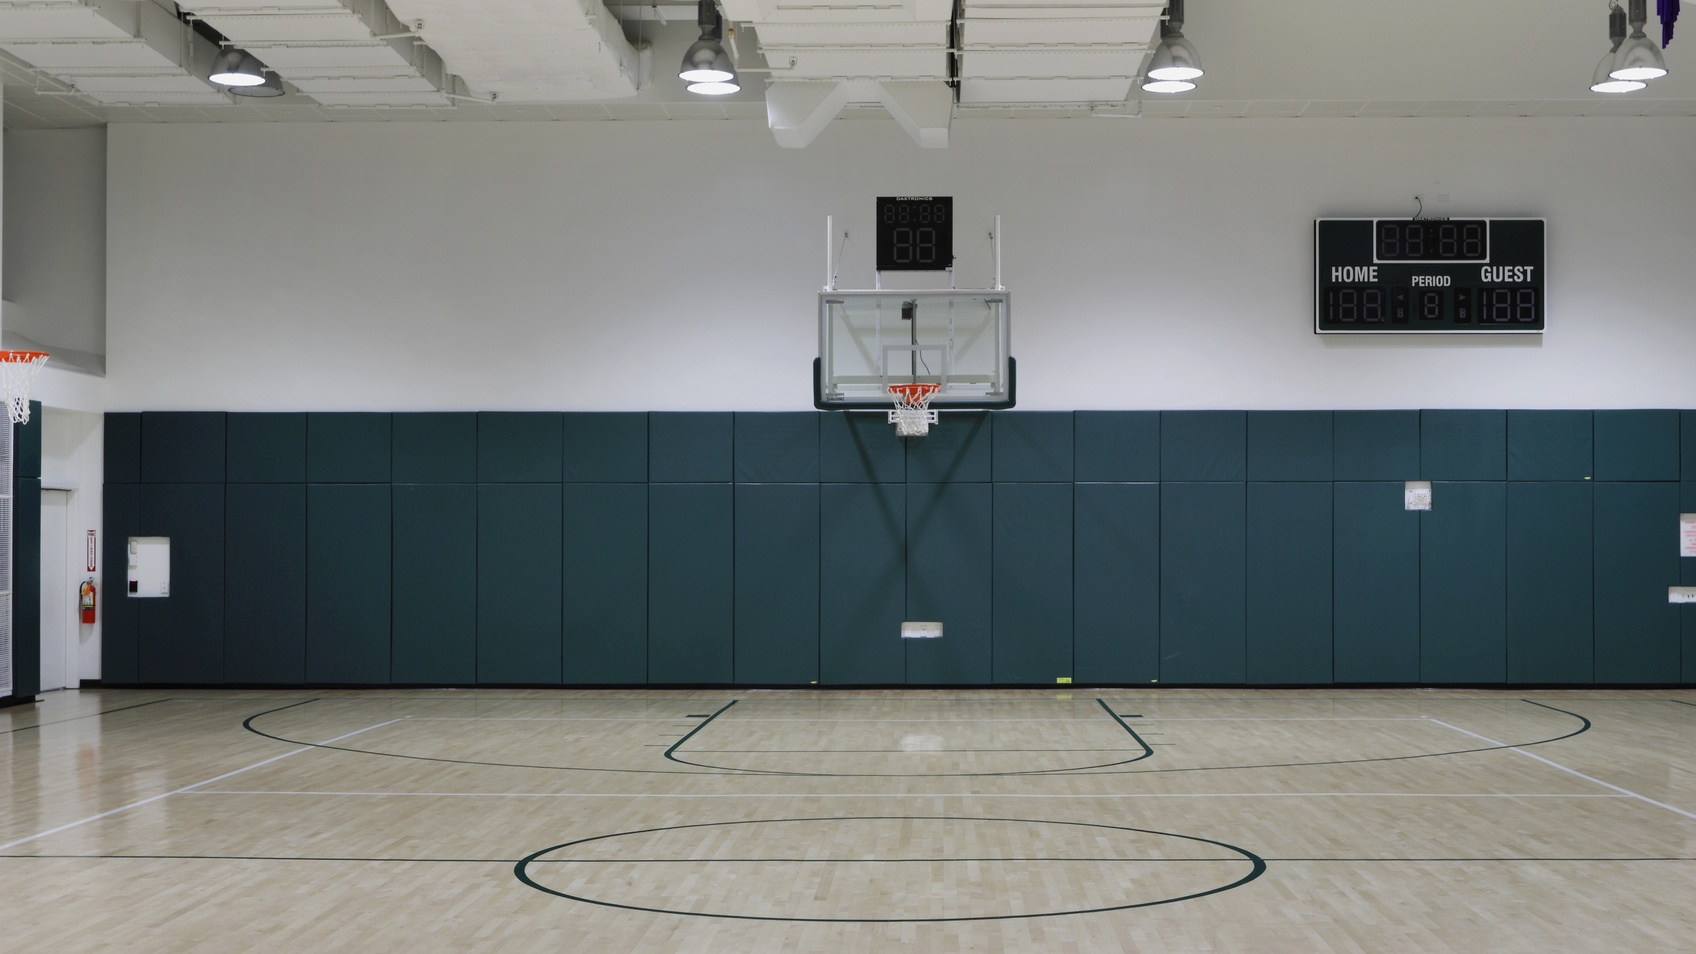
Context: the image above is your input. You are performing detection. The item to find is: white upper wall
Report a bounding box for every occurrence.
[105,117,1696,412]
[5,127,105,357]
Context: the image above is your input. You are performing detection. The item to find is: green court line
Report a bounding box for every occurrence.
[1096,698,1156,761]
[514,815,1267,924]
[661,700,738,766]
[234,696,1593,779]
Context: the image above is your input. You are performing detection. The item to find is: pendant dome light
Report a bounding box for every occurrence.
[209,48,268,87]
[680,0,739,95]
[1593,2,1648,91]
[1143,0,1202,93]
[1611,0,1670,80]
[229,72,285,98]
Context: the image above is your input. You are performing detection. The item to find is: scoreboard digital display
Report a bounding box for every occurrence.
[1315,218,1545,334]
[876,196,953,272]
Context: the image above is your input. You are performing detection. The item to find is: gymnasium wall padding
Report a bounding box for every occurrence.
[1246,411,1333,482]
[1074,411,1158,482]
[139,483,224,684]
[648,482,734,683]
[141,413,225,484]
[1421,409,1506,481]
[393,483,477,684]
[12,477,41,698]
[1161,411,1245,482]
[90,409,1696,688]
[734,412,820,483]
[224,483,306,684]
[307,412,390,483]
[1685,479,1696,684]
[1073,481,1159,684]
[563,413,648,483]
[1333,411,1418,480]
[907,411,991,483]
[1419,481,1507,683]
[906,480,993,684]
[228,413,307,484]
[9,407,43,700]
[992,412,1074,483]
[1246,481,1332,685]
[820,482,906,685]
[100,481,141,683]
[1507,481,1594,683]
[1333,481,1420,683]
[1507,410,1592,481]
[1594,410,1680,482]
[734,482,820,684]
[820,411,905,484]
[991,481,1073,683]
[1160,481,1247,683]
[477,482,562,684]
[650,412,732,483]
[479,413,564,483]
[307,484,390,684]
[104,412,141,484]
[393,413,476,484]
[1594,481,1681,683]
[563,483,648,684]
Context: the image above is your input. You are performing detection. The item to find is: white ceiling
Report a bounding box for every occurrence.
[2,0,1692,137]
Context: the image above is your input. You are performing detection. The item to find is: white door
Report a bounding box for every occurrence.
[39,489,71,691]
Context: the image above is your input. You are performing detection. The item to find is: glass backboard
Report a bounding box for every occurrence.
[814,290,1014,410]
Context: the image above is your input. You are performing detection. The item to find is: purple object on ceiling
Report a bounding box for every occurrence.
[1660,0,1680,47]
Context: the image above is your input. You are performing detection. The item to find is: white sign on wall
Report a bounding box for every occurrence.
[1405,481,1432,511]
[1681,514,1696,558]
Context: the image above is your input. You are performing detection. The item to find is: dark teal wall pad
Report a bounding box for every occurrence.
[88,408,1696,690]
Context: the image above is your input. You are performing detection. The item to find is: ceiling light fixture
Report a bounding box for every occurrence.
[1143,0,1202,93]
[229,72,285,98]
[1593,2,1648,91]
[1612,0,1670,80]
[209,48,268,87]
[680,0,739,95]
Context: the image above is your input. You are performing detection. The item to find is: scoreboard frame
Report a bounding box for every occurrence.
[1314,218,1545,335]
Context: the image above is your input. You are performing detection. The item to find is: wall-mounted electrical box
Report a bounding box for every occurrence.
[128,537,170,597]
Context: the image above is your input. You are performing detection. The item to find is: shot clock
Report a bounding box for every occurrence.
[1315,218,1545,333]
[876,196,953,271]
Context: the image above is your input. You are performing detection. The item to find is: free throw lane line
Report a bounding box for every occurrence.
[1427,718,1696,822]
[0,718,406,851]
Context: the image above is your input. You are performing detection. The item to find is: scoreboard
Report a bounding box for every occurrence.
[1315,218,1545,334]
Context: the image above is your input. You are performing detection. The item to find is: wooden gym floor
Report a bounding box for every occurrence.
[3,687,1694,952]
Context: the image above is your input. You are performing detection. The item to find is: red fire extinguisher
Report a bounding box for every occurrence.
[80,578,96,624]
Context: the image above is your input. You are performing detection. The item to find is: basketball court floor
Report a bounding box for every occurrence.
[3,687,1694,951]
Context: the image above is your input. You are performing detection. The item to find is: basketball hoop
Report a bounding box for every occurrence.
[0,351,48,424]
[888,383,940,438]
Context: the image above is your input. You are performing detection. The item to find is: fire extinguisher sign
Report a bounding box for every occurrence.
[87,530,96,573]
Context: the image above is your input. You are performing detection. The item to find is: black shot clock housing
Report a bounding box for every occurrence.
[876,196,954,272]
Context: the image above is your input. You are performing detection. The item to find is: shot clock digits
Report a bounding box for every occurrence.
[876,197,953,272]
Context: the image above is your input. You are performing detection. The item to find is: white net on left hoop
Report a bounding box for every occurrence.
[0,351,49,424]
[887,383,940,438]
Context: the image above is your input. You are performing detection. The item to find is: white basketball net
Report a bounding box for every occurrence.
[887,384,940,438]
[0,351,48,424]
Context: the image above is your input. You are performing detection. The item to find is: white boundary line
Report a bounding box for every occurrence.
[1426,718,1696,822]
[0,718,406,851]
[178,790,1630,800]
